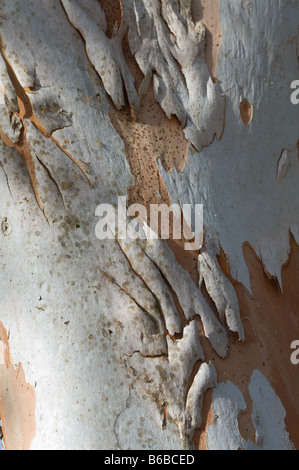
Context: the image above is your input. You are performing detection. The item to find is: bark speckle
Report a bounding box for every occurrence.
[1,217,11,236]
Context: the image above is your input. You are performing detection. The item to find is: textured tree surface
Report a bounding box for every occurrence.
[0,0,298,451]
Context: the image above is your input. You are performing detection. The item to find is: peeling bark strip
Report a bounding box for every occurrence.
[100,215,246,446]
[198,250,244,340]
[61,0,225,152]
[0,323,36,450]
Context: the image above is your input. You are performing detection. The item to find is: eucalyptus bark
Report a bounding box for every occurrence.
[0,0,298,451]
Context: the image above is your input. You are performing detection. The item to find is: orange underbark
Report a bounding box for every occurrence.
[0,323,36,450]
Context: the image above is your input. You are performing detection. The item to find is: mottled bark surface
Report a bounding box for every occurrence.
[0,0,298,450]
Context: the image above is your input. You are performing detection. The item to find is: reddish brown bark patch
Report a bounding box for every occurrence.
[98,0,122,38]
[239,236,299,450]
[191,0,222,81]
[0,323,36,450]
[193,237,299,449]
[196,388,214,450]
[240,98,254,125]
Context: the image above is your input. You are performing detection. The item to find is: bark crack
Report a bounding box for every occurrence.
[0,32,91,218]
[100,270,161,335]
[35,155,66,209]
[0,162,12,199]
[113,236,175,337]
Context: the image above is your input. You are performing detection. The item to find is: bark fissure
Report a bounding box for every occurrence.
[0,32,90,217]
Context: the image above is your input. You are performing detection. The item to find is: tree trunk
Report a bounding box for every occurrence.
[0,0,298,450]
